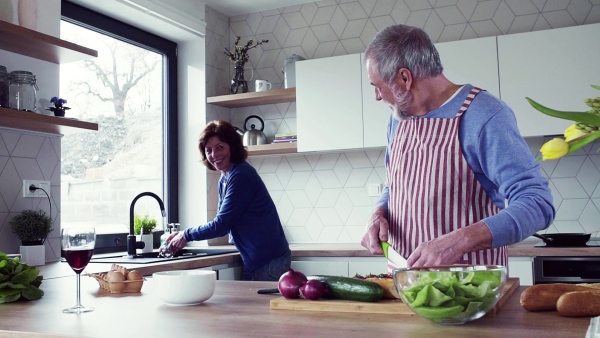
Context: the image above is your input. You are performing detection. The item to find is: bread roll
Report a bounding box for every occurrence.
[577,283,600,290]
[520,283,593,311]
[557,291,600,317]
[366,277,400,299]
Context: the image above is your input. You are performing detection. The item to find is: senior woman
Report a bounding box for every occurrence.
[162,120,291,281]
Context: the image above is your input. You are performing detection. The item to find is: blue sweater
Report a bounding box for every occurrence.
[376,84,555,248]
[184,161,289,272]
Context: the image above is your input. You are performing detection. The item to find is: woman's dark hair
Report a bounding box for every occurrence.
[199,120,248,171]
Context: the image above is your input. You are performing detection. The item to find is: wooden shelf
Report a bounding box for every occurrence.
[207,88,296,108]
[246,142,297,156]
[0,20,98,63]
[0,107,99,135]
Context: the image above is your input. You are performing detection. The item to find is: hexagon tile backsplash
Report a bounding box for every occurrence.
[0,129,62,259]
[205,0,600,243]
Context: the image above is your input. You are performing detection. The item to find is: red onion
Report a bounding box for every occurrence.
[278,269,307,299]
[300,280,329,300]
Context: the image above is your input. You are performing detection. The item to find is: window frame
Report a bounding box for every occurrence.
[61,1,178,252]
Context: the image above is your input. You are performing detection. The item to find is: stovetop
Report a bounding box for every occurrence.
[535,237,600,248]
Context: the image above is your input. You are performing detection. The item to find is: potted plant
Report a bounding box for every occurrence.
[46,96,70,117]
[134,214,157,254]
[9,210,53,266]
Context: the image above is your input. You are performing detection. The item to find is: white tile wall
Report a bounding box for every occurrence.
[205,1,600,243]
[0,129,61,259]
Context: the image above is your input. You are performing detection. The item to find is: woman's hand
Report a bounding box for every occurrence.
[159,231,188,256]
[167,231,188,251]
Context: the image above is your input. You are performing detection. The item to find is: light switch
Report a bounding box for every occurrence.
[368,183,382,197]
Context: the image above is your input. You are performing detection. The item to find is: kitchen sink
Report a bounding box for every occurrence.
[89,248,239,264]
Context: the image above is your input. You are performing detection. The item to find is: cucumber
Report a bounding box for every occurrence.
[308,275,384,302]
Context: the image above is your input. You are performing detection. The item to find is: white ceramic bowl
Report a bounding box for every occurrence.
[153,270,216,306]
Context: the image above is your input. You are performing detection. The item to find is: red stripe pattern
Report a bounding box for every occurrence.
[387,87,507,267]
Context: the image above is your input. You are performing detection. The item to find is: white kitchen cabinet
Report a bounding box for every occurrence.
[291,257,388,277]
[291,260,348,276]
[296,54,364,152]
[508,257,533,286]
[435,36,500,98]
[498,23,600,137]
[361,53,392,148]
[361,37,500,148]
[348,257,389,276]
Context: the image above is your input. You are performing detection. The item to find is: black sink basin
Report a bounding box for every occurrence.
[89,248,238,264]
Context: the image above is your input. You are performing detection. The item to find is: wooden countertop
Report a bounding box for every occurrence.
[0,277,591,337]
[39,240,598,279]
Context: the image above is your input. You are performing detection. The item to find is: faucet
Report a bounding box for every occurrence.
[128,192,166,257]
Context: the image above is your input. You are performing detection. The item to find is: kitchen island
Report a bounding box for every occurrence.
[0,276,592,337]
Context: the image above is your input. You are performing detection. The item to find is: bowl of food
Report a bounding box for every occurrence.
[393,265,507,325]
[153,270,216,306]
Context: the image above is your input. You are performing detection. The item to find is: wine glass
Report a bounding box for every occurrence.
[61,227,96,314]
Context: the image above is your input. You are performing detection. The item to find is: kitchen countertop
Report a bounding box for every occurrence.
[41,241,599,279]
[0,277,592,337]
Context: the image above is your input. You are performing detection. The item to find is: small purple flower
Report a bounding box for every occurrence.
[47,96,70,116]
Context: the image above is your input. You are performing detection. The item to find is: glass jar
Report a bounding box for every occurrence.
[0,65,8,108]
[9,70,38,112]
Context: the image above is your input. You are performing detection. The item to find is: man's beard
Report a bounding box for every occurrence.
[388,84,413,120]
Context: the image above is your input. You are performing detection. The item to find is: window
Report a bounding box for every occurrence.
[60,2,178,252]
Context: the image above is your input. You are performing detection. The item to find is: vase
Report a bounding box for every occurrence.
[17,0,37,30]
[136,234,153,254]
[20,244,45,266]
[54,109,65,117]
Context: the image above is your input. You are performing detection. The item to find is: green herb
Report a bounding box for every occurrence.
[134,214,157,235]
[401,270,502,321]
[0,252,44,303]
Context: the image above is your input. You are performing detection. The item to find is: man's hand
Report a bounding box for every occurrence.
[361,207,389,255]
[166,231,188,252]
[407,222,493,267]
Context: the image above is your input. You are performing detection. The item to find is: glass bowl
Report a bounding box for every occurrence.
[393,265,507,325]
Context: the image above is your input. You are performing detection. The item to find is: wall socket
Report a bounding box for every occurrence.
[23,180,51,198]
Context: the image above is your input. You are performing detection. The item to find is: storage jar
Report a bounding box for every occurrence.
[0,65,8,108]
[9,70,38,112]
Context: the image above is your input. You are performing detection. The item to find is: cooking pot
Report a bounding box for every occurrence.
[533,233,591,247]
[235,115,267,146]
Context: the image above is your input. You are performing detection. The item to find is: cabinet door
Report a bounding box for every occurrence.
[296,54,363,152]
[435,36,500,98]
[348,258,389,276]
[291,261,348,277]
[498,23,600,137]
[361,53,392,148]
[508,257,533,286]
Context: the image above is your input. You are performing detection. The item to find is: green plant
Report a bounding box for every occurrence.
[134,214,157,235]
[9,210,53,245]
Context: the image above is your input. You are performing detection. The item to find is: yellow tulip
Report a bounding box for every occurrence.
[540,138,569,160]
[564,124,590,142]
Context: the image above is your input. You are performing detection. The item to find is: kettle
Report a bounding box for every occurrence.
[235,115,267,146]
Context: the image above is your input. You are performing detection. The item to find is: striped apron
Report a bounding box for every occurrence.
[387,87,507,268]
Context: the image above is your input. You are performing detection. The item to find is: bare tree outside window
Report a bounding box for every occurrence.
[60,21,165,234]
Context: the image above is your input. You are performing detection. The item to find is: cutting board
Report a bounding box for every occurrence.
[270,277,520,316]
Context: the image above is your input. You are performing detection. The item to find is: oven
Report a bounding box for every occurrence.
[534,256,600,284]
[533,237,600,284]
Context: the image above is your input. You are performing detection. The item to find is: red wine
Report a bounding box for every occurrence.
[63,249,94,274]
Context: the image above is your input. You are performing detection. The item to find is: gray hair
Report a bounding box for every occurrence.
[365,25,443,85]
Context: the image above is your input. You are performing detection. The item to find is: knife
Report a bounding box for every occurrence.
[380,241,406,267]
[257,288,280,294]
